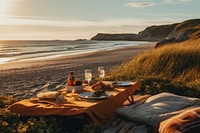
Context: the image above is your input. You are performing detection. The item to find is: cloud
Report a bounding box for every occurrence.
[0,15,186,40]
[0,16,152,27]
[127,0,191,7]
[127,2,156,8]
[165,0,192,3]
[0,15,184,30]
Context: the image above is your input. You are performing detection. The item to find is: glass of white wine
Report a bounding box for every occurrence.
[85,69,92,86]
[98,66,105,79]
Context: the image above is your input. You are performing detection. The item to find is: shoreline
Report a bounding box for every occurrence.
[0,42,155,99]
[0,42,155,72]
[0,42,155,71]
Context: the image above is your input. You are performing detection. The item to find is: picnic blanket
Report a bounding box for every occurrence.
[8,82,141,125]
[102,95,152,133]
[116,92,200,126]
[103,93,200,133]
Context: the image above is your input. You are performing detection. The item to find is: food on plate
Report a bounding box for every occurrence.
[89,78,99,86]
[91,81,113,91]
[112,81,118,87]
[92,89,107,97]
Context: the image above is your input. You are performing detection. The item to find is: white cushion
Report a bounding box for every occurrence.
[116,92,200,126]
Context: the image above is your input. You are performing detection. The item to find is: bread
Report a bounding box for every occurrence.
[91,81,113,91]
[37,91,59,99]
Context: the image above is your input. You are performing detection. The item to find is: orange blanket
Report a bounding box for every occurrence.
[8,82,141,125]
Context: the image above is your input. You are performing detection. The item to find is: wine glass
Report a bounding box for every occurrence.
[98,66,105,79]
[85,69,92,85]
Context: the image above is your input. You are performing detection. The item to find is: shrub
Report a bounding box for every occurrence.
[0,95,17,108]
[135,78,200,98]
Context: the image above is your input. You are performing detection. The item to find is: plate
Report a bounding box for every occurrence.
[79,92,111,100]
[113,81,132,87]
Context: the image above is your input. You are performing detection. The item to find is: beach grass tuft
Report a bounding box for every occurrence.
[108,39,200,97]
[109,39,200,81]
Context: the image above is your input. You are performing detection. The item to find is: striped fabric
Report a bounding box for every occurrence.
[102,117,151,133]
[102,95,151,133]
[159,107,200,133]
[116,93,200,126]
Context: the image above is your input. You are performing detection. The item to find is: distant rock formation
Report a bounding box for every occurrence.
[75,39,88,41]
[90,24,179,42]
[90,18,200,47]
[155,19,200,47]
[137,23,178,41]
[91,33,137,41]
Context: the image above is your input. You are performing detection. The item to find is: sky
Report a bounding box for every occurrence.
[0,0,199,40]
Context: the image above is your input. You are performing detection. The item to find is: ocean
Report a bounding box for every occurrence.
[0,40,147,64]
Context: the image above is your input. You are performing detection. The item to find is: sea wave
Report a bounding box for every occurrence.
[0,49,71,57]
[0,40,148,63]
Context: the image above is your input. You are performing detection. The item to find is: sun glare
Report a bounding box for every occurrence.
[0,58,10,64]
[0,0,9,14]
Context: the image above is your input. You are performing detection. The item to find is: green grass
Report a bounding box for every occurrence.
[108,39,200,97]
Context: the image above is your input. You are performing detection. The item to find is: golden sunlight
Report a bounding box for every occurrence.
[0,58,10,64]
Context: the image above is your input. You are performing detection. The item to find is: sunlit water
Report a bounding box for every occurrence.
[0,40,147,64]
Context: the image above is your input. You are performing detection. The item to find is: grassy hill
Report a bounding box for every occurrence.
[156,19,200,47]
[170,19,200,39]
[91,19,200,43]
[137,23,178,41]
[108,39,200,97]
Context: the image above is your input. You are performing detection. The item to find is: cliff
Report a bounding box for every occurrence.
[137,23,178,41]
[90,33,137,41]
[156,19,200,47]
[90,19,200,47]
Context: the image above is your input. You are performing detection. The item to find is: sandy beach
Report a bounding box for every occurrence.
[0,42,155,99]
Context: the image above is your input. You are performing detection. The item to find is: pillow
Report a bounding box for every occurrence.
[159,107,200,133]
[116,92,200,126]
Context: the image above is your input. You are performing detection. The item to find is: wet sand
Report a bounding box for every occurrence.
[0,42,155,99]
